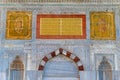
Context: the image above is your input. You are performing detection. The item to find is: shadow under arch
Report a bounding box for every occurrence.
[38,48,84,71]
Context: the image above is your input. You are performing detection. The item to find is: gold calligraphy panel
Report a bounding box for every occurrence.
[6,11,32,40]
[40,18,60,35]
[37,14,86,39]
[40,18,82,35]
[61,18,83,35]
[90,12,116,40]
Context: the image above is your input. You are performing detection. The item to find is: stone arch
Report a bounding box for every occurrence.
[38,48,84,71]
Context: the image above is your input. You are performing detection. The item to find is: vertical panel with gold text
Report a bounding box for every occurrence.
[6,11,32,40]
[90,12,116,40]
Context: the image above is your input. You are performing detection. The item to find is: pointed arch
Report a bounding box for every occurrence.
[38,48,84,71]
[10,55,24,80]
[10,56,24,70]
[98,56,112,80]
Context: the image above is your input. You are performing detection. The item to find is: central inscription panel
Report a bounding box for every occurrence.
[36,14,86,39]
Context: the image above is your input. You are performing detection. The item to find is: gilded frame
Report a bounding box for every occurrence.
[90,12,116,40]
[6,11,32,40]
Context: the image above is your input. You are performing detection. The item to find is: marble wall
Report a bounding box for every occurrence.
[0,2,120,80]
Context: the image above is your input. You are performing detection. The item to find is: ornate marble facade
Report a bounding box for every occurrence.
[0,1,120,80]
